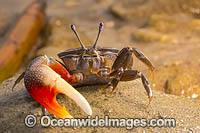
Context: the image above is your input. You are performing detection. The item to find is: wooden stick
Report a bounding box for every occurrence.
[0,0,46,82]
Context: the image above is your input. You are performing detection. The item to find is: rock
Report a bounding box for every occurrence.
[110,0,200,21]
[132,28,176,43]
[189,19,200,33]
[64,0,80,7]
[110,0,200,45]
[1,75,200,132]
[105,21,115,28]
[149,14,200,34]
[148,14,190,33]
[153,61,200,99]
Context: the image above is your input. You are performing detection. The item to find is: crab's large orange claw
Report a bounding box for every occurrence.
[23,55,92,118]
[47,58,76,83]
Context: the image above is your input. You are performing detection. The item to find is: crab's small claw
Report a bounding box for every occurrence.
[22,55,92,118]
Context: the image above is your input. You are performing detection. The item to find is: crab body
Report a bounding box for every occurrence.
[58,46,119,86]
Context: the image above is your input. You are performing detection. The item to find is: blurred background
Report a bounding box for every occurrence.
[1,0,200,100]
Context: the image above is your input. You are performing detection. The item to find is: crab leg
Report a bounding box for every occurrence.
[121,70,153,105]
[101,67,124,95]
[131,48,155,81]
[13,55,92,118]
[104,47,154,104]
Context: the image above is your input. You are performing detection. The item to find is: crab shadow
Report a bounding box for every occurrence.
[74,84,104,93]
[74,83,149,112]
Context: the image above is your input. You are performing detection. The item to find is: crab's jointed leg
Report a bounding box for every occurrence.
[131,48,155,81]
[12,55,92,118]
[12,72,25,91]
[101,67,124,95]
[121,70,153,105]
[101,47,154,104]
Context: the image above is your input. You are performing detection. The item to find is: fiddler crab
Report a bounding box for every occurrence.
[12,23,155,118]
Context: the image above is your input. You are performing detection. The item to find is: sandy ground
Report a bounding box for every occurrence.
[0,75,200,132]
[1,0,200,132]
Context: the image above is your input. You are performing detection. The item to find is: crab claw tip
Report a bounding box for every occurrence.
[56,77,92,116]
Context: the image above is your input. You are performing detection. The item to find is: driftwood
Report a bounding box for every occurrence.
[0,0,46,82]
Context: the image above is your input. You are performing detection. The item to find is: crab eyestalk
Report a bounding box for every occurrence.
[13,55,92,118]
[93,22,104,49]
[71,24,86,50]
